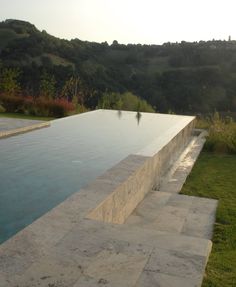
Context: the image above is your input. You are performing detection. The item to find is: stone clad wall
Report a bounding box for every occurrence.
[87,118,195,224]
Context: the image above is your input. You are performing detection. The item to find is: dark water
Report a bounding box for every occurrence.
[0,110,188,243]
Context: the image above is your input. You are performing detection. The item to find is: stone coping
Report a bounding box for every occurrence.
[0,121,50,138]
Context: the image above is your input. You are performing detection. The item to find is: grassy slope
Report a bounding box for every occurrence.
[0,112,53,121]
[181,152,236,286]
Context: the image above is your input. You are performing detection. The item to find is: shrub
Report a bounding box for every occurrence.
[0,94,76,117]
[0,104,6,113]
[32,97,75,117]
[0,94,25,112]
[48,98,75,117]
[204,112,236,154]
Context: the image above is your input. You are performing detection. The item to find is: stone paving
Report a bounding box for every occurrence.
[0,130,217,287]
[0,118,50,138]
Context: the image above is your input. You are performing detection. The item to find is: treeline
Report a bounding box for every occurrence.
[0,19,236,115]
[0,64,153,116]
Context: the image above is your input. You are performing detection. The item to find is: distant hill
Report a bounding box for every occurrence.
[0,19,236,114]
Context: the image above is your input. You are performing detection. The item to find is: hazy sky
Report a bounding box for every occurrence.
[0,0,235,44]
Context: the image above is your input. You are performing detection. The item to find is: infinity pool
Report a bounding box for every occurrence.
[0,110,193,243]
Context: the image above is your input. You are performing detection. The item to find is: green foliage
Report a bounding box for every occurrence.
[39,72,56,99]
[0,104,6,113]
[202,112,236,154]
[0,67,20,96]
[98,92,155,112]
[1,19,236,113]
[181,153,236,286]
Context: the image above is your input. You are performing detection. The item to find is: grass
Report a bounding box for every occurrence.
[196,115,236,154]
[181,152,236,286]
[0,112,54,121]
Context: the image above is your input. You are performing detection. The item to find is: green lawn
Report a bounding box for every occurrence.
[0,112,54,121]
[181,152,236,287]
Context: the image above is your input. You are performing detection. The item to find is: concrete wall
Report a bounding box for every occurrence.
[87,118,195,224]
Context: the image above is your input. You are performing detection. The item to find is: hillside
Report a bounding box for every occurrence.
[0,19,236,114]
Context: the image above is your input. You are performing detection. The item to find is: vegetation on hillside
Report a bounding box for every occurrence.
[0,19,236,116]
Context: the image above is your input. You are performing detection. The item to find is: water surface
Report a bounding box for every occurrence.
[0,110,190,243]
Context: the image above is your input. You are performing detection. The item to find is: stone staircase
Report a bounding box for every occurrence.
[125,130,217,286]
[0,130,218,287]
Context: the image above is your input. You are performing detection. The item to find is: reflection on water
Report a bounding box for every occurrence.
[136,112,142,125]
[117,110,142,125]
[117,110,122,119]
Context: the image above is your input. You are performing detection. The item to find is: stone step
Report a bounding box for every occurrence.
[157,133,206,194]
[126,191,217,240]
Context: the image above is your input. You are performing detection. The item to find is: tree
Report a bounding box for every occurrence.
[39,71,56,99]
[98,91,154,112]
[61,76,79,101]
[0,66,21,96]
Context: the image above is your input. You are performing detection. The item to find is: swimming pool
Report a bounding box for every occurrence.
[0,110,194,243]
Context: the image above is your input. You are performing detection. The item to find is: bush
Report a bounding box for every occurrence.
[204,112,236,154]
[0,94,25,112]
[0,104,6,113]
[0,94,76,117]
[48,99,75,117]
[98,91,155,113]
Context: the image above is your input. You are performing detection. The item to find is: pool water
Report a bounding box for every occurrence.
[0,110,192,243]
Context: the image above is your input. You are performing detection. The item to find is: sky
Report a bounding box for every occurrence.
[0,0,236,45]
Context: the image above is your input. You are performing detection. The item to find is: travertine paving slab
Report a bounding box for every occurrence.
[189,197,218,215]
[160,181,184,193]
[167,193,194,208]
[10,256,83,287]
[144,205,188,233]
[135,271,201,287]
[182,213,216,239]
[144,248,205,280]
[128,191,171,221]
[75,250,148,287]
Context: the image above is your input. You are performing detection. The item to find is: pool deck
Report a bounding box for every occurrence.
[0,129,217,287]
[0,118,50,138]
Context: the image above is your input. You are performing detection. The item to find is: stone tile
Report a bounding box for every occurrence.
[144,248,206,280]
[10,256,83,287]
[190,197,218,215]
[128,192,172,221]
[135,271,201,287]
[74,249,148,287]
[167,194,193,208]
[0,229,46,276]
[25,191,98,248]
[144,206,188,233]
[112,224,213,257]
[73,275,109,287]
[55,221,152,268]
[0,272,16,287]
[182,213,216,239]
[160,181,184,193]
